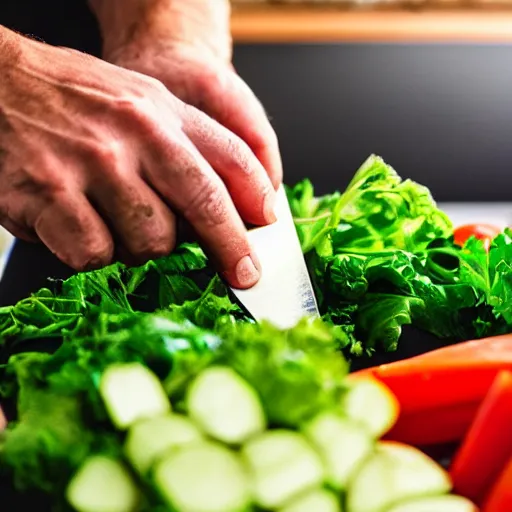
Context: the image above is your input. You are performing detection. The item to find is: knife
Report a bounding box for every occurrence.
[228,185,320,330]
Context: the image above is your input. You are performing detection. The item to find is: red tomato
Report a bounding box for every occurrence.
[453,224,502,251]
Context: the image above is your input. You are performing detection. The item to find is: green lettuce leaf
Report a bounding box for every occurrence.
[288,154,453,256]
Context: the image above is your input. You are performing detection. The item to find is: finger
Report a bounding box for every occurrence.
[87,172,176,265]
[143,133,260,289]
[181,104,276,227]
[33,192,114,271]
[0,218,38,243]
[192,69,283,189]
[0,201,39,242]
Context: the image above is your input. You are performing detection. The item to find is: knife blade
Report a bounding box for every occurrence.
[229,185,320,330]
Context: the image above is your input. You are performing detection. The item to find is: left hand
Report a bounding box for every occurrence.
[105,40,283,190]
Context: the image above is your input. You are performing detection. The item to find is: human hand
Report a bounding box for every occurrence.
[107,45,283,191]
[92,0,283,189]
[0,28,277,288]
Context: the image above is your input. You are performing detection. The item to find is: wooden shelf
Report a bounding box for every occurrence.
[231,5,512,42]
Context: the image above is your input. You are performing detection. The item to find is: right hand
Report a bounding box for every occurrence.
[0,33,278,288]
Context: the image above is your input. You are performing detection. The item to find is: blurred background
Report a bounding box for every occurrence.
[230,0,512,224]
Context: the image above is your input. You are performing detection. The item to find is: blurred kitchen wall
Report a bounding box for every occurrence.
[231,3,512,201]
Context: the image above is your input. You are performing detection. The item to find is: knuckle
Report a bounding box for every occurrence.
[254,126,279,153]
[8,165,65,199]
[114,95,144,118]
[183,180,229,227]
[196,69,223,98]
[114,77,167,117]
[113,93,156,131]
[146,76,169,97]
[88,139,125,175]
[226,137,253,175]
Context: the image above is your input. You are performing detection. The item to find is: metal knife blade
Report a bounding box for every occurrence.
[229,185,320,330]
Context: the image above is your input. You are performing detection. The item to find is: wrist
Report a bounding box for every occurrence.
[89,0,232,64]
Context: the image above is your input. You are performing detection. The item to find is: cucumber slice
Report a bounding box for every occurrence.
[66,456,138,512]
[186,366,266,444]
[100,362,170,430]
[154,440,251,512]
[125,413,203,474]
[303,411,373,489]
[347,442,452,512]
[342,378,399,438]
[386,495,478,512]
[280,489,342,512]
[241,430,325,509]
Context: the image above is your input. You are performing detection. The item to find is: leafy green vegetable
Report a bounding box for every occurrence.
[0,311,349,507]
[288,155,452,256]
[0,153,507,511]
[288,155,512,354]
[3,154,512,359]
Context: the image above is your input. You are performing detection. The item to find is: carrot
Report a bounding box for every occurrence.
[450,371,512,505]
[482,456,512,512]
[384,401,478,446]
[353,334,512,445]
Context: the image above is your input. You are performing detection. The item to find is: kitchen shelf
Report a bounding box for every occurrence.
[231,5,512,42]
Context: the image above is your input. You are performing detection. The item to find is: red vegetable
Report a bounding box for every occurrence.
[483,456,512,512]
[453,224,501,251]
[450,371,512,505]
[353,334,512,446]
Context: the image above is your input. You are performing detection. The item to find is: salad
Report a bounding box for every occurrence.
[0,155,511,511]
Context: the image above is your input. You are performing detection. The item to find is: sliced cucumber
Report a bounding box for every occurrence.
[186,366,266,444]
[154,440,251,512]
[280,488,342,512]
[386,494,478,512]
[66,456,138,512]
[241,430,325,509]
[125,413,203,474]
[303,411,373,489]
[347,442,452,512]
[342,378,399,438]
[100,362,170,430]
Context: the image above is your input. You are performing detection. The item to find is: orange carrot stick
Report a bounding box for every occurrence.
[353,334,512,445]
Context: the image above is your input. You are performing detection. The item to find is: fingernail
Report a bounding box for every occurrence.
[235,254,260,288]
[264,192,277,224]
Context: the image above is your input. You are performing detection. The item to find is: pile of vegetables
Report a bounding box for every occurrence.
[2,154,512,359]
[355,335,512,511]
[0,312,476,512]
[1,154,512,511]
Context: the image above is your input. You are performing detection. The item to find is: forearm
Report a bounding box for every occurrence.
[88,0,232,62]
